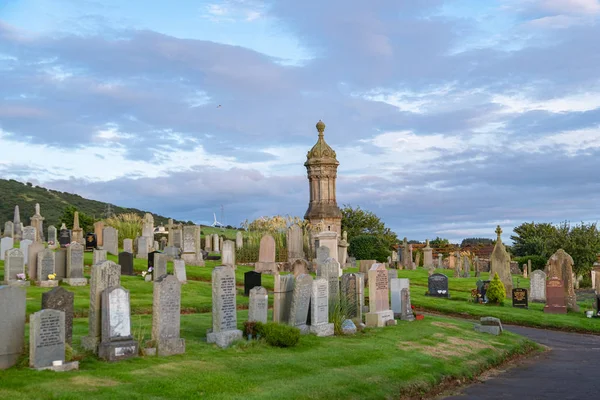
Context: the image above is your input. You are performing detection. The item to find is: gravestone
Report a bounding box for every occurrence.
[98,286,139,361]
[205,235,212,252]
[94,221,104,247]
[273,274,294,323]
[0,286,26,370]
[164,246,179,260]
[287,224,304,264]
[27,241,44,279]
[93,249,107,265]
[427,273,450,298]
[36,249,58,288]
[103,227,118,256]
[4,248,26,285]
[59,225,71,248]
[438,253,443,268]
[512,288,528,309]
[23,226,37,241]
[400,288,415,321]
[12,205,22,241]
[244,271,262,296]
[19,239,32,267]
[159,237,167,251]
[153,253,168,281]
[288,274,313,334]
[236,231,243,249]
[365,264,395,327]
[309,278,334,336]
[71,212,84,245]
[530,270,547,302]
[4,221,14,238]
[423,239,433,269]
[47,225,57,248]
[0,236,13,261]
[152,275,185,356]
[544,277,567,314]
[490,226,513,296]
[359,259,376,275]
[137,236,150,260]
[212,234,220,253]
[148,250,158,271]
[388,269,397,284]
[174,260,187,284]
[255,234,277,274]
[341,273,364,322]
[81,261,121,352]
[463,257,471,278]
[292,259,310,277]
[545,249,578,311]
[54,249,67,280]
[222,240,236,267]
[42,287,74,344]
[123,238,133,254]
[182,225,204,266]
[142,213,154,244]
[248,286,268,324]
[206,266,243,348]
[29,309,65,368]
[474,316,503,336]
[316,246,330,264]
[65,242,86,286]
[118,252,135,276]
[173,227,182,249]
[317,257,340,312]
[85,233,97,251]
[390,278,410,318]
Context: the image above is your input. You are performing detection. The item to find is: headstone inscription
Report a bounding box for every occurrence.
[309,278,334,336]
[288,274,313,334]
[365,264,395,327]
[59,224,71,248]
[65,242,87,286]
[0,286,26,370]
[42,286,74,344]
[544,277,567,314]
[207,266,243,348]
[85,233,97,251]
[530,270,547,302]
[152,275,185,356]
[29,309,70,369]
[22,226,37,241]
[36,249,58,288]
[248,286,268,324]
[427,273,449,298]
[4,248,26,285]
[98,286,139,361]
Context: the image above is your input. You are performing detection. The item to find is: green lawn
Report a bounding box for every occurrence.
[0,312,536,400]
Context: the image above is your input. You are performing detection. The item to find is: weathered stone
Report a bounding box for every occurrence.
[530,270,547,302]
[81,261,121,352]
[37,249,57,286]
[42,287,74,345]
[0,236,14,262]
[27,242,44,279]
[255,234,277,274]
[71,212,84,245]
[98,286,138,361]
[423,239,434,269]
[103,227,118,256]
[390,278,409,317]
[359,259,376,274]
[400,288,415,322]
[545,249,578,311]
[206,266,243,348]
[174,260,187,284]
[0,286,26,370]
[3,221,14,238]
[182,225,204,266]
[341,273,363,322]
[123,239,133,254]
[309,278,334,336]
[19,239,32,266]
[287,224,304,264]
[153,253,168,282]
[490,226,513,297]
[29,309,65,368]
[94,221,105,247]
[22,226,37,242]
[93,249,107,265]
[212,234,220,253]
[273,274,294,323]
[235,231,243,249]
[47,225,57,247]
[248,286,268,324]
[341,319,357,335]
[65,242,86,286]
[288,274,313,333]
[474,316,503,335]
[317,257,340,312]
[365,264,395,327]
[4,248,25,284]
[314,231,339,263]
[291,259,310,277]
[137,236,150,260]
[152,275,185,356]
[222,240,236,267]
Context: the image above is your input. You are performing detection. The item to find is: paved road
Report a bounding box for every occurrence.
[444,325,600,400]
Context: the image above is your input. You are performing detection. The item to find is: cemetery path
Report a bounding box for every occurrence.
[442,325,600,400]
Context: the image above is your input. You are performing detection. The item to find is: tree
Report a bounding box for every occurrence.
[550,221,600,276]
[60,206,95,233]
[341,205,398,250]
[348,235,390,262]
[511,222,556,258]
[430,237,450,248]
[460,238,493,247]
[487,273,506,304]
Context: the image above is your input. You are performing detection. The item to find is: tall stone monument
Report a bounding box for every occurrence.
[71,211,84,245]
[13,205,22,241]
[29,203,45,242]
[490,226,513,297]
[545,249,579,311]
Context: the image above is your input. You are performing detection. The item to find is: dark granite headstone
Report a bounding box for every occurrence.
[41,286,74,345]
[148,251,159,271]
[244,271,262,296]
[426,273,449,298]
[59,229,71,248]
[544,277,567,314]
[85,233,97,251]
[118,252,135,276]
[512,288,528,309]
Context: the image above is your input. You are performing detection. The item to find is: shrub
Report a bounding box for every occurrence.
[513,255,547,271]
[487,273,506,304]
[255,322,300,347]
[349,235,390,262]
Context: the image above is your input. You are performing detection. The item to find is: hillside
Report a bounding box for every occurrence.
[0,179,182,230]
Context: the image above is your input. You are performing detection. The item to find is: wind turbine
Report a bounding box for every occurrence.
[211,212,224,228]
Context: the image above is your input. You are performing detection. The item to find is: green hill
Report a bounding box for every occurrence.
[0,179,181,230]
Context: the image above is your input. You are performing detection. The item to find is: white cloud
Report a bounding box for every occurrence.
[492,91,600,114]
[541,0,600,15]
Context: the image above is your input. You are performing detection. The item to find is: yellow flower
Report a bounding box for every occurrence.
[48,273,56,280]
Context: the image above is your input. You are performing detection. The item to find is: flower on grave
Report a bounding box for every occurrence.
[48,241,55,245]
[141,271,147,278]
[16,273,26,280]
[48,273,56,280]
[148,267,154,273]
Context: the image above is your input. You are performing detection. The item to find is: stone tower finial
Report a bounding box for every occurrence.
[316,120,325,136]
[495,225,502,240]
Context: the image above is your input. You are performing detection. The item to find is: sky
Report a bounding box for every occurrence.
[1,0,600,243]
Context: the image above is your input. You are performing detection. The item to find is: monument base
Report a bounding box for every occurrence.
[64,278,87,286]
[182,253,205,266]
[544,305,567,314]
[207,329,243,348]
[98,339,139,361]
[255,262,278,274]
[365,310,396,327]
[309,323,334,337]
[34,361,79,372]
[5,280,30,287]
[36,280,59,288]
[473,325,501,335]
[157,338,186,356]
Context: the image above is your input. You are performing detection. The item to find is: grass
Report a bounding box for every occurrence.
[0,312,537,400]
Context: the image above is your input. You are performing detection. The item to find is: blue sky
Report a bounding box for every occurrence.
[1,0,600,243]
